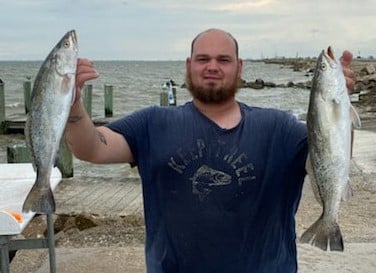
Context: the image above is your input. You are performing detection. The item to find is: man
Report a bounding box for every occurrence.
[65,29,356,273]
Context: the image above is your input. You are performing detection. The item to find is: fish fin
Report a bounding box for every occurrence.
[341,179,353,201]
[350,105,361,158]
[332,97,340,104]
[22,178,56,214]
[350,105,361,129]
[332,86,346,104]
[300,216,344,251]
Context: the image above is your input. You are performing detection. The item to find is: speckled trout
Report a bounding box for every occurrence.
[23,30,78,213]
[301,46,361,251]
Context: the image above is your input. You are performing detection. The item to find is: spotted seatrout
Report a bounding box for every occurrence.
[301,46,361,251]
[23,30,78,213]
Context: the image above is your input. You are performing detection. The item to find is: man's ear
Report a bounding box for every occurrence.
[186,57,191,69]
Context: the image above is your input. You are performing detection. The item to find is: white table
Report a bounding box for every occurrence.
[0,163,62,273]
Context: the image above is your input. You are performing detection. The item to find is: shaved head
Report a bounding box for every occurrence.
[190,29,239,59]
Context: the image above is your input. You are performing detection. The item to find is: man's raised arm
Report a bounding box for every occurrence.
[64,58,133,164]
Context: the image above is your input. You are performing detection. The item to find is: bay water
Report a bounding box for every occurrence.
[0,60,311,179]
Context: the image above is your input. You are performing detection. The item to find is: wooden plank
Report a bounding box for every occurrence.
[1,117,114,134]
[0,83,5,129]
[54,178,143,216]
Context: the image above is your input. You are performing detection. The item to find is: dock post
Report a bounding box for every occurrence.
[0,82,5,133]
[83,84,93,118]
[23,80,32,114]
[169,86,177,106]
[160,80,177,107]
[6,140,73,177]
[104,84,113,117]
[7,143,31,163]
[160,92,168,106]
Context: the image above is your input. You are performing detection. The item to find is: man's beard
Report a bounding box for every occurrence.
[185,72,240,104]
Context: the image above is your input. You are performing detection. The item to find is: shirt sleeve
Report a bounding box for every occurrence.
[283,113,308,174]
[105,106,157,166]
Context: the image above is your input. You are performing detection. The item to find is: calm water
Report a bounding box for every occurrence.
[0,60,311,179]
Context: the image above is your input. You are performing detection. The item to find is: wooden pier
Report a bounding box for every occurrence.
[0,83,116,134]
[0,80,177,134]
[1,116,113,135]
[0,82,117,179]
[0,80,177,178]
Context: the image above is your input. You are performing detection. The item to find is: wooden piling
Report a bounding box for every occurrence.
[104,84,113,117]
[0,83,5,132]
[160,92,169,106]
[169,87,177,106]
[23,80,32,114]
[7,143,31,163]
[6,139,73,178]
[160,81,177,107]
[83,84,93,118]
[160,88,177,106]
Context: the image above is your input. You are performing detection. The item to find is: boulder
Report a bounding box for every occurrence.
[361,64,376,75]
[363,74,376,85]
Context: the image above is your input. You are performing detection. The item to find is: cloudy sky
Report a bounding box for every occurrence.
[0,0,375,60]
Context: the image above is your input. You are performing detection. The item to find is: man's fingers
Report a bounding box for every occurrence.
[339,50,356,92]
[340,50,353,68]
[345,75,355,92]
[76,58,99,88]
[77,70,99,83]
[73,58,99,104]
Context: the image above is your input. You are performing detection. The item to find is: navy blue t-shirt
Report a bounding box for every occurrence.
[107,101,308,273]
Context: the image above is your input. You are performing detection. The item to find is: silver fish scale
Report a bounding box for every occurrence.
[301,47,352,252]
[23,30,78,214]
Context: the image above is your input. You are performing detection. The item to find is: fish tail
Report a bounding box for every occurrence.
[22,181,56,214]
[300,217,344,251]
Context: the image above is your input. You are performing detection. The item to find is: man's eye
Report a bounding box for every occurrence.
[197,57,209,62]
[219,58,231,63]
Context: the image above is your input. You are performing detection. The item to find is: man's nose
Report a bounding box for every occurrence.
[206,59,219,71]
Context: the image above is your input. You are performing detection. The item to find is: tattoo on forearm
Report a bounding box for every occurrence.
[97,131,108,145]
[68,115,83,123]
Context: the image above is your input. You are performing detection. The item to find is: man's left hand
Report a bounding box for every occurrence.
[340,50,357,92]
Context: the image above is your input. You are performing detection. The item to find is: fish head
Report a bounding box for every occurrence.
[311,46,346,103]
[53,30,78,76]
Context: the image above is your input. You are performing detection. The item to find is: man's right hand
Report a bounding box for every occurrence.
[75,58,99,103]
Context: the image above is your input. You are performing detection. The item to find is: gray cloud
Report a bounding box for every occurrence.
[0,0,375,60]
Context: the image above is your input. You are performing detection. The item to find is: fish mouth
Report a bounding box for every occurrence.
[326,46,335,61]
[322,46,338,68]
[69,30,77,45]
[67,30,78,53]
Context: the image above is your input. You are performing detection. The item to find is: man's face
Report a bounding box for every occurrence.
[185,30,243,104]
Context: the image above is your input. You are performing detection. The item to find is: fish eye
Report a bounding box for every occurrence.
[63,39,70,48]
[320,62,326,70]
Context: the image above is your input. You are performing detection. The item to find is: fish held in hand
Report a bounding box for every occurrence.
[23,30,78,214]
[301,46,361,251]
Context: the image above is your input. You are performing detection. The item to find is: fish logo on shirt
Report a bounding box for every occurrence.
[190,165,232,200]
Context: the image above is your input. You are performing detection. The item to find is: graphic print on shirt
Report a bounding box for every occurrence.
[190,165,231,200]
[168,138,256,200]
